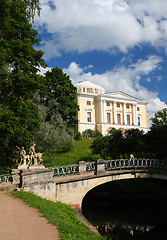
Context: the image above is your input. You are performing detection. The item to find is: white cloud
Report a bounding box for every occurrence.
[35,0,167,59]
[63,57,167,127]
[38,66,52,75]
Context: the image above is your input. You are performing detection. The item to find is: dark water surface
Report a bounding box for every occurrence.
[82,179,167,240]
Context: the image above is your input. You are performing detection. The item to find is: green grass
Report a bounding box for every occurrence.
[43,139,100,167]
[11,191,105,240]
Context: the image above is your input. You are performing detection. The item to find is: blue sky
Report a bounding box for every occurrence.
[34,0,167,126]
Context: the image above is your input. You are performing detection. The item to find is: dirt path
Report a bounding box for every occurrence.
[0,191,59,240]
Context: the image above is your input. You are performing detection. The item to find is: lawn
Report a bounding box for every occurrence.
[11,191,105,240]
[43,139,100,167]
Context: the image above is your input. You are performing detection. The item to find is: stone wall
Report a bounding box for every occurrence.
[10,167,57,202]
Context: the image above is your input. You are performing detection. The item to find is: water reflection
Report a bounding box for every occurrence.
[83,206,166,240]
[82,179,167,240]
[97,222,155,239]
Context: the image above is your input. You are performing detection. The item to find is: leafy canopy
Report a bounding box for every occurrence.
[0,0,46,168]
[150,108,167,129]
[41,67,79,128]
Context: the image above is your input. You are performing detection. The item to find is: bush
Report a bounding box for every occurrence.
[74,131,82,140]
[34,106,74,153]
[82,129,102,139]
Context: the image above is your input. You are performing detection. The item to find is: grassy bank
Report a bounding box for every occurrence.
[43,139,100,167]
[11,191,105,240]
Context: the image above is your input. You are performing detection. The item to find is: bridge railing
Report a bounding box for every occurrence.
[53,159,165,177]
[105,159,164,171]
[53,164,79,177]
[0,174,11,184]
[1,159,164,182]
[53,161,96,177]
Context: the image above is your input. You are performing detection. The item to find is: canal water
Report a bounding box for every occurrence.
[82,179,167,240]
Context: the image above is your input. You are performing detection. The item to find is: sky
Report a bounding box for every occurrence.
[34,0,167,127]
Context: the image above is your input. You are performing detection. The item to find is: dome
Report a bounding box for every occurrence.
[75,80,105,95]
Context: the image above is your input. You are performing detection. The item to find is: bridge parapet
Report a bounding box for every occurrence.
[0,159,166,185]
[0,174,11,184]
[104,159,164,172]
[53,158,166,178]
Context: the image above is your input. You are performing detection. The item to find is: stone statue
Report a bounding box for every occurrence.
[20,147,26,164]
[34,153,44,165]
[16,146,26,165]
[17,144,44,169]
[29,143,36,165]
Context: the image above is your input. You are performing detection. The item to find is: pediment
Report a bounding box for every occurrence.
[103,91,139,101]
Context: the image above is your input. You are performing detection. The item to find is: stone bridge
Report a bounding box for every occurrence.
[1,159,167,210]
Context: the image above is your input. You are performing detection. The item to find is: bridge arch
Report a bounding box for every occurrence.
[55,169,167,210]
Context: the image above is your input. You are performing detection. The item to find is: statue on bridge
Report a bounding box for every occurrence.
[17,144,44,169]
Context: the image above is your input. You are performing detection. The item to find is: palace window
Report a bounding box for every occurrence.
[87,112,92,122]
[95,88,98,94]
[87,88,93,93]
[117,103,120,108]
[107,112,111,124]
[137,107,140,111]
[83,88,85,92]
[117,113,121,125]
[127,115,130,125]
[138,117,141,126]
[106,102,110,106]
[126,104,130,109]
[87,101,91,105]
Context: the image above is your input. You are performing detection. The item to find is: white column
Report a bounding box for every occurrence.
[96,100,98,123]
[103,100,106,123]
[113,101,117,124]
[133,104,137,125]
[100,99,103,123]
[123,103,126,125]
[135,105,138,125]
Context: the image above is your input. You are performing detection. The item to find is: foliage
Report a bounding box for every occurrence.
[146,125,167,159]
[12,191,105,240]
[147,108,167,158]
[90,136,111,159]
[34,104,74,153]
[82,129,103,139]
[41,68,79,128]
[22,0,41,21]
[74,131,82,140]
[150,108,167,129]
[124,129,146,158]
[91,128,148,159]
[0,0,46,168]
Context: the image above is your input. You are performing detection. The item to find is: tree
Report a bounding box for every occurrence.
[147,108,167,159]
[90,135,111,159]
[150,108,167,129]
[0,0,46,168]
[34,104,74,153]
[124,129,146,158]
[42,68,79,128]
[147,125,167,159]
[91,128,125,159]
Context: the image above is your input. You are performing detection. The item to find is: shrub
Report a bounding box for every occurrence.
[74,131,82,140]
[82,129,102,139]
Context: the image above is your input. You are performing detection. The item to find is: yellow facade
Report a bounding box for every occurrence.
[76,81,148,135]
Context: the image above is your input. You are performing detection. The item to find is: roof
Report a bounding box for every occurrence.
[102,91,147,104]
[75,80,105,93]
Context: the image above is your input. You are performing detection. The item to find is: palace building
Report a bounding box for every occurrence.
[75,80,148,135]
